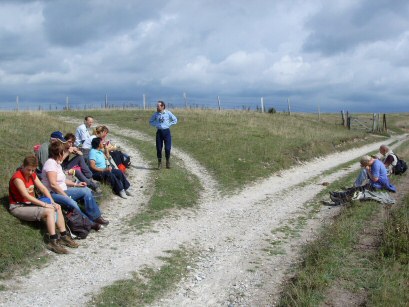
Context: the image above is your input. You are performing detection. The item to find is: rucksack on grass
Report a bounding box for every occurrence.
[393,155,408,175]
[65,209,92,239]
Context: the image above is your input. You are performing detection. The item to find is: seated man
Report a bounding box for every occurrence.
[8,155,79,254]
[379,144,398,175]
[330,155,396,205]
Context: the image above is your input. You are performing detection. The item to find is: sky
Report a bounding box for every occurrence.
[1,0,409,112]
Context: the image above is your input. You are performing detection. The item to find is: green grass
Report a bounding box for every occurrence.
[110,135,201,233]
[60,109,383,192]
[277,142,409,306]
[89,247,198,306]
[0,112,77,278]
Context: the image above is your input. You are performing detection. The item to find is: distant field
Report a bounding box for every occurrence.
[60,109,388,191]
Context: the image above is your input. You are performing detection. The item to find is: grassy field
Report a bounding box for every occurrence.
[60,109,384,192]
[0,110,407,306]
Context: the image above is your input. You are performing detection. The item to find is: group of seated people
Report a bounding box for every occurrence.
[329,144,401,205]
[8,116,132,254]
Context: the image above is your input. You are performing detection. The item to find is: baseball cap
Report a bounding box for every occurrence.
[50,131,67,143]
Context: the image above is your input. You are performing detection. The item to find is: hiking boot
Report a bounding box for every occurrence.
[91,223,102,231]
[330,194,346,205]
[157,160,162,170]
[95,216,109,226]
[59,235,80,248]
[47,240,69,254]
[119,190,127,199]
[125,189,132,196]
[166,160,171,169]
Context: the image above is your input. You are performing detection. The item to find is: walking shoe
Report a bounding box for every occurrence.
[166,160,171,169]
[91,223,102,231]
[157,161,162,170]
[95,216,109,226]
[59,235,80,248]
[329,194,346,205]
[47,240,69,254]
[119,190,127,199]
[125,189,132,196]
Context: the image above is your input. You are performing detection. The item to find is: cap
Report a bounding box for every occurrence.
[50,131,67,143]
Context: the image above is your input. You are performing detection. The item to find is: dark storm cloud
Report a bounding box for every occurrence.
[303,0,409,55]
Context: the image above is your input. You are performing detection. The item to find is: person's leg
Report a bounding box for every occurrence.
[156,130,164,168]
[112,169,130,191]
[51,193,87,218]
[65,155,93,179]
[354,168,368,187]
[163,129,172,161]
[65,187,101,221]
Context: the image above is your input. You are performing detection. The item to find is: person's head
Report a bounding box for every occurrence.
[21,155,38,176]
[84,116,94,128]
[49,141,68,162]
[360,155,372,167]
[64,133,76,146]
[91,137,102,149]
[50,131,67,143]
[156,101,166,112]
[95,125,109,138]
[379,145,389,156]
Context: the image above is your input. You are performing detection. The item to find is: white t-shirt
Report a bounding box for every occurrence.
[41,158,67,191]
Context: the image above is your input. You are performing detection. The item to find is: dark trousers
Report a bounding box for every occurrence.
[156,129,172,161]
[63,155,93,179]
[92,169,130,194]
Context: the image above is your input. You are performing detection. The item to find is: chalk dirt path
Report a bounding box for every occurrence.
[0,120,406,306]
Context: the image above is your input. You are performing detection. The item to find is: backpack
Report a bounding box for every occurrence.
[65,209,92,239]
[393,155,408,175]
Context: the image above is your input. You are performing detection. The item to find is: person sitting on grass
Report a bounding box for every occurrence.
[330,155,396,205]
[89,137,131,199]
[8,155,79,254]
[41,141,109,230]
[63,132,102,193]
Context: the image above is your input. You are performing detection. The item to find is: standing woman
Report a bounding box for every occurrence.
[41,141,109,228]
[8,155,79,254]
[149,100,178,169]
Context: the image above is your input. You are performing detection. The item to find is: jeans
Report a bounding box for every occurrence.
[93,169,130,194]
[354,168,368,187]
[156,128,172,160]
[51,187,101,221]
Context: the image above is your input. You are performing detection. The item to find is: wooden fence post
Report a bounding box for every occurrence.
[261,97,264,113]
[372,113,376,132]
[341,110,345,126]
[383,114,387,132]
[143,94,146,110]
[347,116,351,130]
[217,96,221,110]
[287,98,291,115]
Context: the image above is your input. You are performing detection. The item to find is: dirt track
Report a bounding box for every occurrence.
[0,121,406,307]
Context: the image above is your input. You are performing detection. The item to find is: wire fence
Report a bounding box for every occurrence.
[0,94,324,113]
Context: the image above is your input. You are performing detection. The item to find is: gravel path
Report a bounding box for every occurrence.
[0,120,406,307]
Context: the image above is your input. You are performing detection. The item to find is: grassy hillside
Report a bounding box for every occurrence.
[61,109,383,192]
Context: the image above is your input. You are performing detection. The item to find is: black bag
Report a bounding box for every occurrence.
[65,209,92,239]
[393,155,408,175]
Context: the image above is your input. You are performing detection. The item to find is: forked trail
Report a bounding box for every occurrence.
[0,120,405,306]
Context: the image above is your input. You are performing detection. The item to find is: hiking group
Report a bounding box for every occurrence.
[8,101,178,255]
[329,144,407,206]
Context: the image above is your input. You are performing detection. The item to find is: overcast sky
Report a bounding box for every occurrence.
[1,0,409,112]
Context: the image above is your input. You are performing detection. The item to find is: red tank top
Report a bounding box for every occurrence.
[8,169,37,204]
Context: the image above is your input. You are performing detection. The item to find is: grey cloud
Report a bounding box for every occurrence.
[303,0,409,55]
[42,0,162,47]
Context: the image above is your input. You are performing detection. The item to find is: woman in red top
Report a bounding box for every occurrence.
[9,155,79,254]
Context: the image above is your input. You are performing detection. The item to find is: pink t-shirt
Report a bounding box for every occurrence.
[41,158,67,191]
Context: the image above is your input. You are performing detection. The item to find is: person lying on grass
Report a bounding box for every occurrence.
[8,155,79,254]
[41,141,109,230]
[89,137,132,199]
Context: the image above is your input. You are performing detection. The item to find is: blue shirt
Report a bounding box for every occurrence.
[89,149,106,169]
[371,159,396,192]
[149,110,177,130]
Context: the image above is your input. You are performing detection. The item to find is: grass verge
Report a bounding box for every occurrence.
[88,246,198,306]
[277,142,409,306]
[109,134,202,233]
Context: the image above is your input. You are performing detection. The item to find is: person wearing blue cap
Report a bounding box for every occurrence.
[149,101,178,169]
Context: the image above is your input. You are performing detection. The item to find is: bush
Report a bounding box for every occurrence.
[268,107,276,114]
